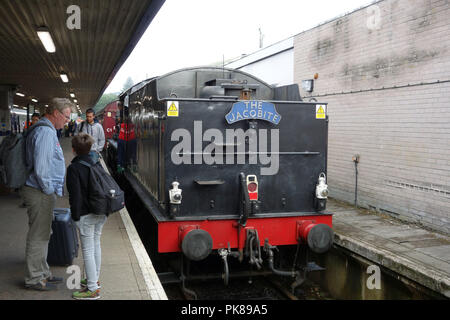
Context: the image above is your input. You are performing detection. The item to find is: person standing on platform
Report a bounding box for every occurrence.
[66,133,106,300]
[21,98,72,291]
[30,113,40,126]
[22,113,40,133]
[76,108,105,164]
[19,112,42,208]
[68,120,74,137]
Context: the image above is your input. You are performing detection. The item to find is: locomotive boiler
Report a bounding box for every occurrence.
[111,67,333,293]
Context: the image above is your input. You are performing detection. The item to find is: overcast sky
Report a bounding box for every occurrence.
[105,0,374,93]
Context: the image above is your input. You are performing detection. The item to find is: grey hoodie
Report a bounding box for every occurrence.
[76,121,106,153]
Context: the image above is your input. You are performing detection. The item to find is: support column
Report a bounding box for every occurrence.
[0,85,14,140]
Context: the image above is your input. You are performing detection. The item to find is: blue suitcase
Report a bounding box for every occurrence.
[47,208,79,266]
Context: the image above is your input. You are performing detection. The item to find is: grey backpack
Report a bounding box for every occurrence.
[0,122,52,189]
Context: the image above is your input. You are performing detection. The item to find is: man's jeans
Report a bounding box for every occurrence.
[75,214,107,291]
[21,185,56,286]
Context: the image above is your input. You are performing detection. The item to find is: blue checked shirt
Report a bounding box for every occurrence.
[25,118,66,196]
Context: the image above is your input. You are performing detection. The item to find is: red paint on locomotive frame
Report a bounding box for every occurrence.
[157,215,332,253]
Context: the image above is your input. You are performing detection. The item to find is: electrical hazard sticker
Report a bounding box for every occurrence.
[316,104,327,119]
[167,101,179,117]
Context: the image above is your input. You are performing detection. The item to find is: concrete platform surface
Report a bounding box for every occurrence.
[328,199,450,298]
[0,137,166,300]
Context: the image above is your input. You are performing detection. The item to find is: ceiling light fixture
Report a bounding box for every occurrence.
[37,27,56,53]
[31,98,38,103]
[70,93,75,98]
[60,73,69,83]
[16,92,25,97]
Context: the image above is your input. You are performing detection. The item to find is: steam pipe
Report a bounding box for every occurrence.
[264,240,297,278]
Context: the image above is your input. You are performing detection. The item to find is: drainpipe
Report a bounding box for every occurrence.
[352,155,360,207]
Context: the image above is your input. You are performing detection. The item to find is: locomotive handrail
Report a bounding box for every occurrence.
[239,172,251,227]
[194,180,225,186]
[208,95,239,100]
[159,97,328,105]
[176,151,321,156]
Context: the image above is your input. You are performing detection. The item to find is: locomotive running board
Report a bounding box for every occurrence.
[194,180,225,185]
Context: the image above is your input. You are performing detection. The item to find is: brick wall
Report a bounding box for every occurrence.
[294,0,450,234]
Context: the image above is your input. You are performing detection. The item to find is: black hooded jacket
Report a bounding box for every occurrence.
[66,154,95,221]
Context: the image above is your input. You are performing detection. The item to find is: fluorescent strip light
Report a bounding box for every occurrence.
[37,28,56,53]
[73,99,78,103]
[16,92,25,97]
[70,93,75,98]
[11,109,28,116]
[31,98,38,103]
[60,73,69,83]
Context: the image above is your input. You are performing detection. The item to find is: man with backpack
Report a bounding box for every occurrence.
[21,98,72,291]
[75,108,105,164]
[66,133,124,300]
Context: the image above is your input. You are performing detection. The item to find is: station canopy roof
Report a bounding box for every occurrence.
[0,0,164,113]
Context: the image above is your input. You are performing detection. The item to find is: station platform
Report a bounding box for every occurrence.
[2,137,448,300]
[328,199,450,298]
[0,137,167,300]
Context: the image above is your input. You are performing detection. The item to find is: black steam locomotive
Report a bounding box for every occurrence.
[106,67,333,293]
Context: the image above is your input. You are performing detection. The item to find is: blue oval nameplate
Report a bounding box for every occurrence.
[225,101,281,125]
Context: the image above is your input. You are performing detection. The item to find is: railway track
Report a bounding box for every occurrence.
[160,271,329,300]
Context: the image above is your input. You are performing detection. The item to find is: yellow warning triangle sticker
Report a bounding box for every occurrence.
[167,101,179,117]
[168,103,178,111]
[316,105,326,119]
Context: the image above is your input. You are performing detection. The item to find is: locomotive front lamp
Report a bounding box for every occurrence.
[315,173,328,199]
[314,173,328,212]
[169,181,182,218]
[169,181,182,204]
[246,175,259,201]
